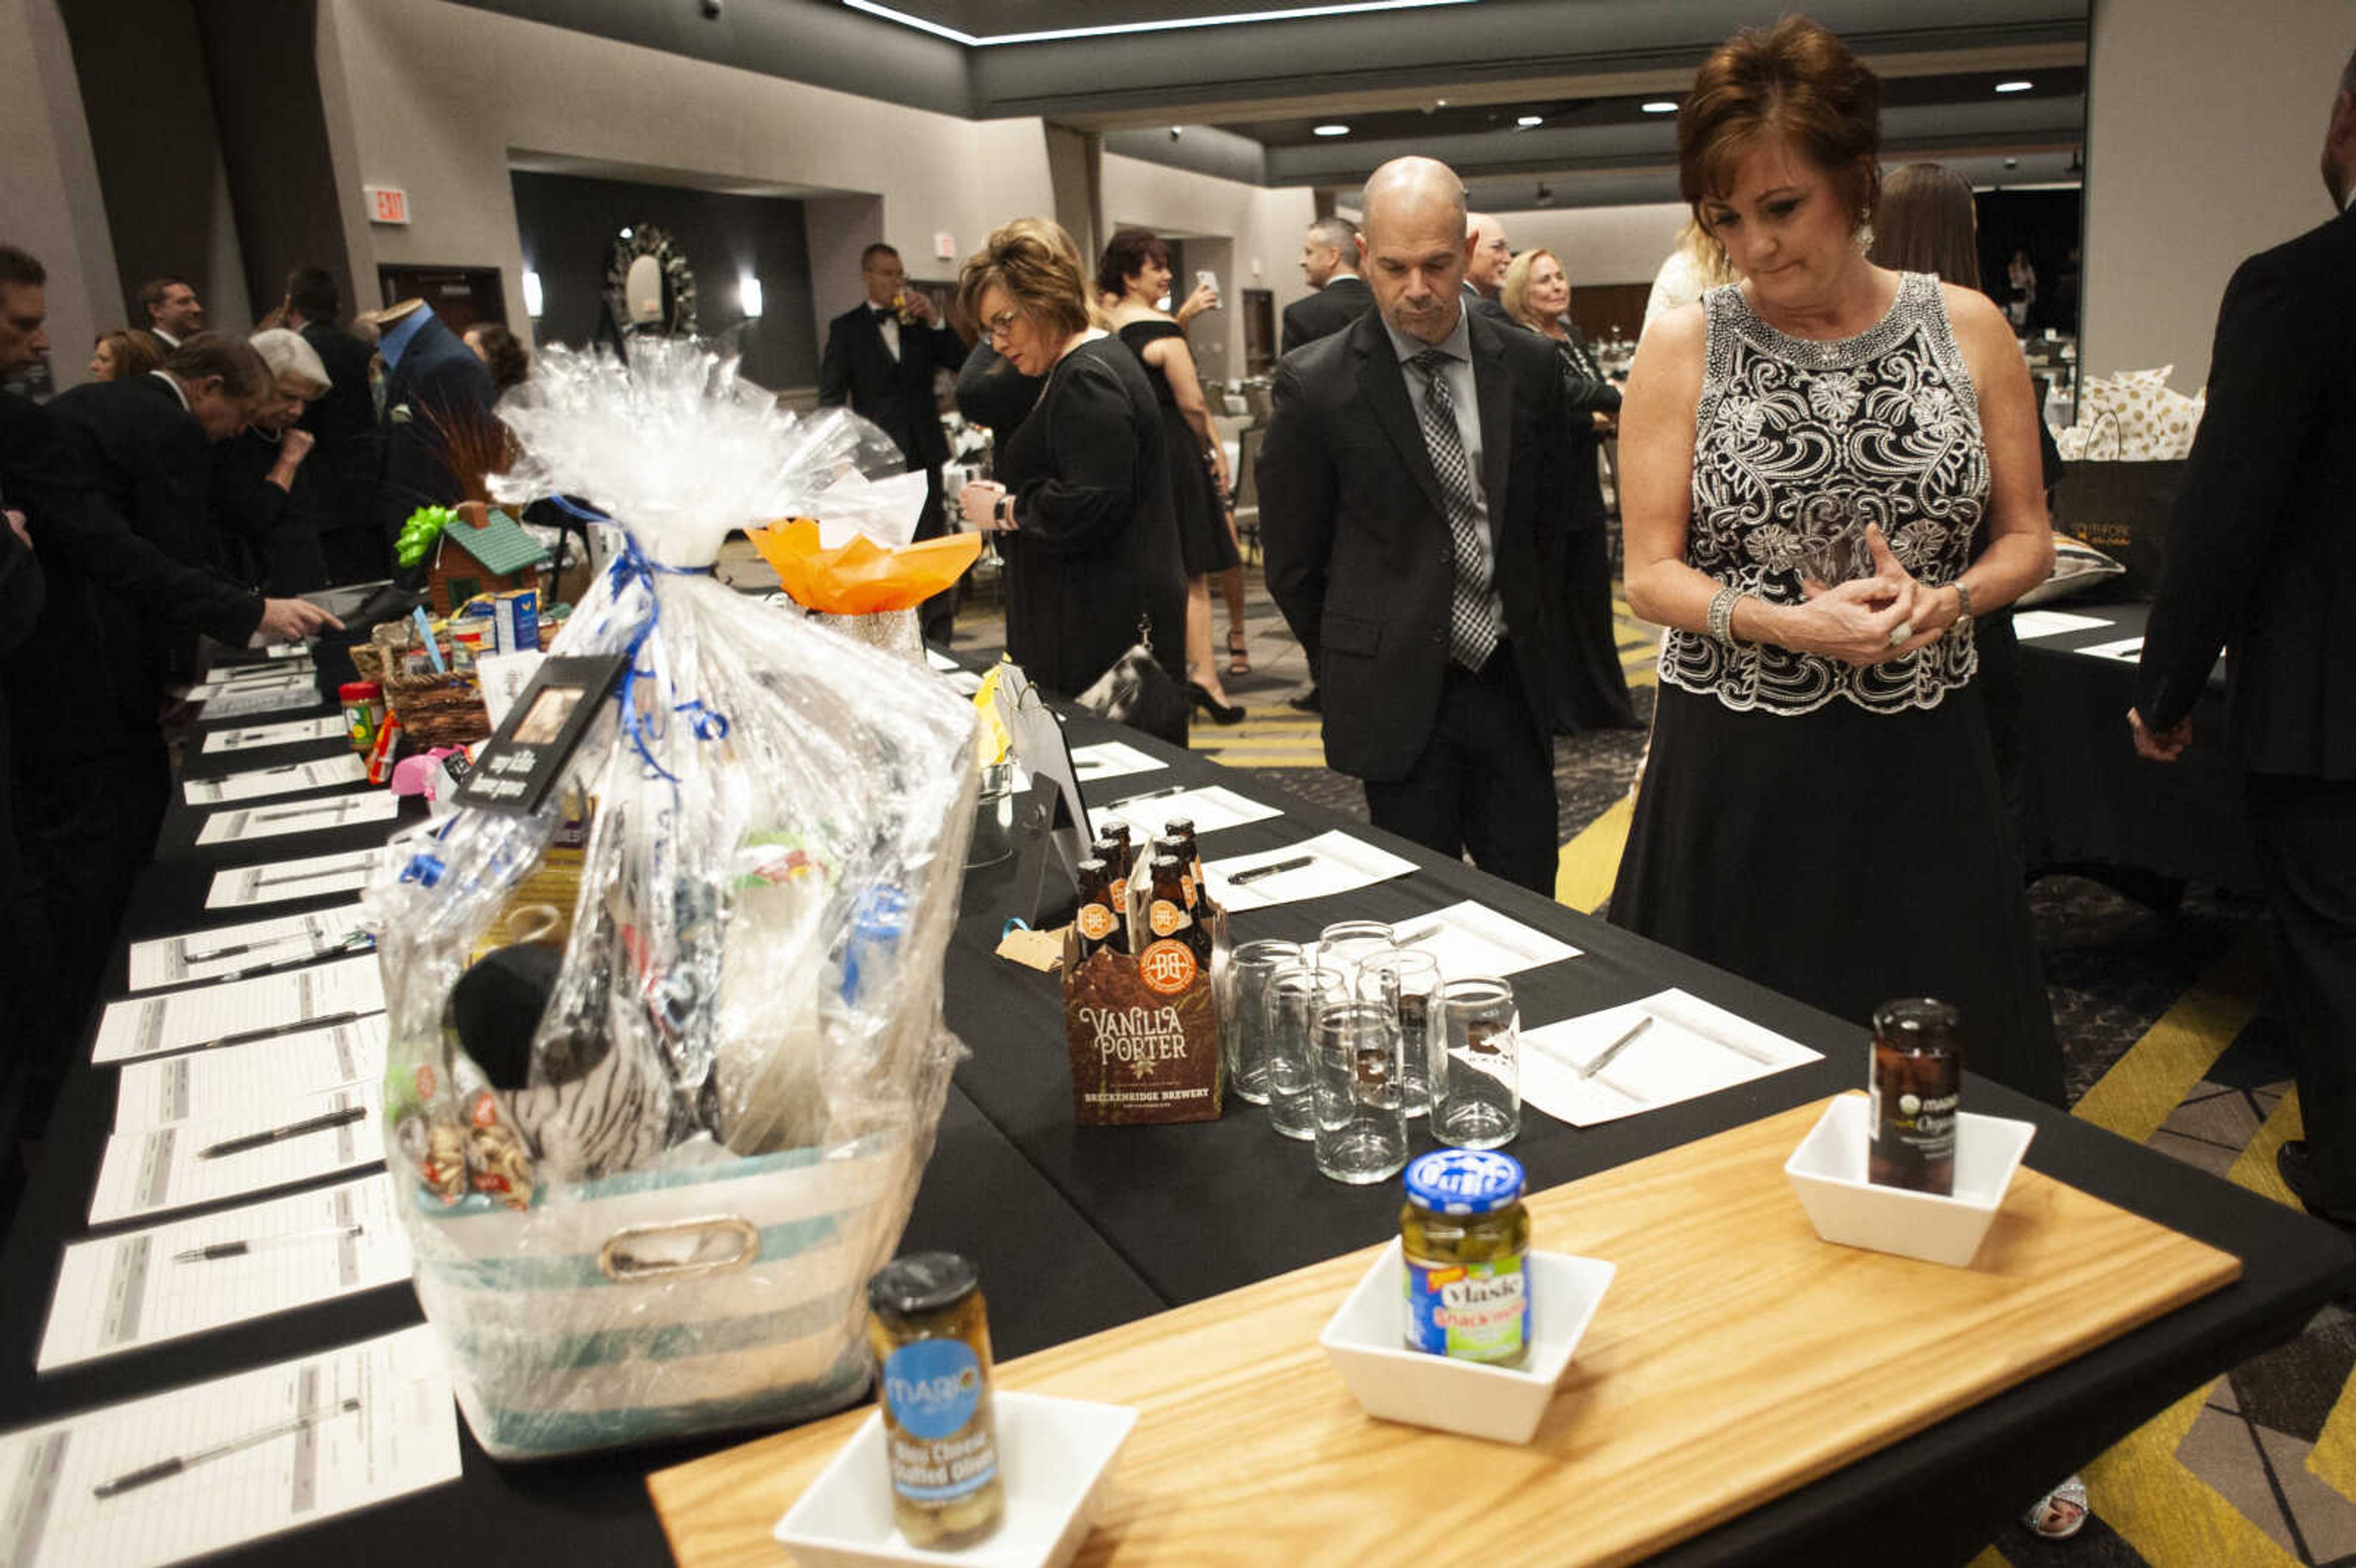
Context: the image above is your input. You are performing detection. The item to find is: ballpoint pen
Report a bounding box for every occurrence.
[253,800,361,823]
[175,1224,364,1262]
[216,933,375,982]
[198,1103,368,1158]
[91,1399,363,1499]
[1111,783,1191,807]
[1393,922,1440,946]
[1575,1014,1653,1078]
[193,1009,369,1053]
[254,859,372,888]
[1230,855,1314,885]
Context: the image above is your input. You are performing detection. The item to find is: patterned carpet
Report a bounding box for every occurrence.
[946,556,2349,1567]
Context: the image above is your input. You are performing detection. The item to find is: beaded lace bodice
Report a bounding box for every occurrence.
[1660,272,1986,715]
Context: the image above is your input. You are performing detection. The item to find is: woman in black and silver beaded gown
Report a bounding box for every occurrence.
[1610,18,2062,1104]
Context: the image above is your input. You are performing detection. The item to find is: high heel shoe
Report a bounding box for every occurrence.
[1188,681,1245,726]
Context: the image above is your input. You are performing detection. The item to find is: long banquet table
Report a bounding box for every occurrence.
[0,653,2345,1568]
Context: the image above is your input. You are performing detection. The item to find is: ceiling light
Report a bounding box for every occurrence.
[1995,80,2033,93]
[1314,124,1350,137]
[522,270,544,319]
[1641,101,1678,113]
[842,0,1476,47]
[1517,115,1544,128]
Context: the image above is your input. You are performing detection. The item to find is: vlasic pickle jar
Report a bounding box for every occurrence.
[866,1253,1004,1546]
[1399,1149,1530,1366]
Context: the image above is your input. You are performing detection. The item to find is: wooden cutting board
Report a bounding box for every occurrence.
[647,1096,2239,1568]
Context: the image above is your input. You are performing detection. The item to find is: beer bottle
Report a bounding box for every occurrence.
[1097,817,1133,877]
[1144,853,1195,953]
[1088,838,1133,952]
[1152,835,1194,907]
[1164,817,1204,897]
[1073,857,1122,960]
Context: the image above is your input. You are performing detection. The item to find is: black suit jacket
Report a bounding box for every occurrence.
[31,377,262,743]
[298,320,377,451]
[818,303,966,468]
[2137,204,2356,778]
[377,313,497,544]
[1259,309,1566,781]
[1280,275,1372,356]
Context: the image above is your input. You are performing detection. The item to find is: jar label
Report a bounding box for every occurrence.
[1404,1254,1529,1362]
[880,1339,997,1504]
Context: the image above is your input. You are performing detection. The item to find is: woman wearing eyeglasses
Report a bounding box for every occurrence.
[955,222,1188,743]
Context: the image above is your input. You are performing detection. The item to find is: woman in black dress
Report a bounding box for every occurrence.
[953,223,1188,744]
[1099,229,1244,725]
[1611,19,2062,1104]
[1501,246,1638,731]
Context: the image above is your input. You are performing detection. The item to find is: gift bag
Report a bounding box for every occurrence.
[2057,415,2182,598]
[364,340,984,1458]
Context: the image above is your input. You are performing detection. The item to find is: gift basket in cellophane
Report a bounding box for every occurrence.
[363,341,981,1459]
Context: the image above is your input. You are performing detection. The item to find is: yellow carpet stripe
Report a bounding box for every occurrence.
[1966,1548,2011,1568]
[2071,932,2266,1145]
[2227,1091,2303,1207]
[2087,1379,2304,1568]
[1555,791,1634,913]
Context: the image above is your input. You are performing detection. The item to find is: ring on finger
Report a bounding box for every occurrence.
[1887,621,1915,647]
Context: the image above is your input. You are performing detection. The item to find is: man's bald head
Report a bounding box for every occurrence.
[1358,156,1471,344]
[1465,212,1512,296]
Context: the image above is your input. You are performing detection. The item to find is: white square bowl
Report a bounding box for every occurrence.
[1317,1240,1616,1445]
[773,1391,1138,1568]
[1784,1094,2039,1267]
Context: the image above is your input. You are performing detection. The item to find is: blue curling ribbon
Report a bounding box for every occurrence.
[545,494,726,784]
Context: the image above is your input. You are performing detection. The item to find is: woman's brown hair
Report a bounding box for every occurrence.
[1679,16,1882,230]
[1095,228,1169,302]
[1870,163,1982,290]
[93,328,164,380]
[960,221,1092,342]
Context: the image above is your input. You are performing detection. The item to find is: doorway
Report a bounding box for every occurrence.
[377,265,508,332]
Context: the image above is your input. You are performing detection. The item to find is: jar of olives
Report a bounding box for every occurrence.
[866,1253,1004,1546]
[1399,1149,1530,1366]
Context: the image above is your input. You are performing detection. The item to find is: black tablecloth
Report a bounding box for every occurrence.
[2015,600,2259,894]
[0,668,2345,1568]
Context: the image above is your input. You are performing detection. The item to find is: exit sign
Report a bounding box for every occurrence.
[365,186,410,225]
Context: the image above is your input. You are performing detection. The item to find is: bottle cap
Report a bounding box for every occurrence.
[339,681,381,701]
[868,1251,980,1320]
[1404,1150,1526,1215]
[1873,996,1962,1051]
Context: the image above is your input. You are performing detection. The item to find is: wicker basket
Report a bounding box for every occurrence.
[383,672,493,747]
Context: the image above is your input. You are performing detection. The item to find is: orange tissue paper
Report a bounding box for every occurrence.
[749,519,982,615]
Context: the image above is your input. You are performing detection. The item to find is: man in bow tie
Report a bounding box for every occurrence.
[818,244,969,644]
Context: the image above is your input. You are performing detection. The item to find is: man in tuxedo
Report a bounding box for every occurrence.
[139,275,203,348]
[2132,50,2356,1222]
[1280,217,1373,355]
[369,300,496,575]
[282,267,380,581]
[1260,157,1566,893]
[19,331,337,1118]
[1463,213,1514,324]
[818,244,968,644]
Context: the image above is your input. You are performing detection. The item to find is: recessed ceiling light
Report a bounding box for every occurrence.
[1641,100,1679,113]
[1314,124,1351,137]
[1995,80,2033,93]
[1517,115,1544,127]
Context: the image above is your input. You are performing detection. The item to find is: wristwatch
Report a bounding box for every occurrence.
[1950,580,1974,637]
[995,493,1014,528]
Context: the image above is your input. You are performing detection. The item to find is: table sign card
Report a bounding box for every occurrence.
[1390,900,1583,978]
[125,909,370,991]
[87,1082,385,1224]
[193,790,401,847]
[2074,634,2147,663]
[113,1017,388,1133]
[1069,739,1166,785]
[1203,830,1420,911]
[91,954,385,1064]
[1519,988,1822,1128]
[2010,609,2115,641]
[1099,782,1279,837]
[452,654,626,816]
[183,755,368,806]
[39,1175,412,1370]
[200,715,345,754]
[0,1323,460,1568]
[205,850,379,910]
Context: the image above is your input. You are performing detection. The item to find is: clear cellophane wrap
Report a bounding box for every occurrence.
[362,341,980,1458]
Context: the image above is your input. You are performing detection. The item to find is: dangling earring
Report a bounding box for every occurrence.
[1855,211,1876,255]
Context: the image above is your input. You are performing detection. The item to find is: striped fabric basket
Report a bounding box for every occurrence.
[406,1130,918,1459]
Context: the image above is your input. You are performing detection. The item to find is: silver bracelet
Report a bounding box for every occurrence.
[1707,583,1744,645]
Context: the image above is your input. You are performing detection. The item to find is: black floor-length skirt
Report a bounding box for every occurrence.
[1163,408,1239,578]
[1609,680,2063,1105]
[1554,525,1637,731]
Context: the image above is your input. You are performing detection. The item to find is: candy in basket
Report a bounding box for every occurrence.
[363,342,983,1458]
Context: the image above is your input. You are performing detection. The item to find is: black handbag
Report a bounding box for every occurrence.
[1075,620,1188,744]
[2054,413,2184,599]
